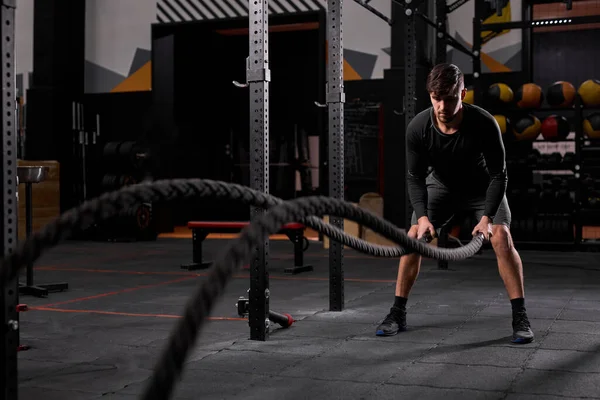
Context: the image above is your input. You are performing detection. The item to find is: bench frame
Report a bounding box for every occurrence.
[181,221,313,275]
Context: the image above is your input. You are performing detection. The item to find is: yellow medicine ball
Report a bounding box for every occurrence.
[583,112,600,139]
[513,114,541,141]
[487,83,514,104]
[578,79,600,107]
[463,88,475,105]
[493,115,509,135]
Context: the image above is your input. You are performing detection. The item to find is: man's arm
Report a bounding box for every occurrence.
[481,115,508,219]
[406,123,429,220]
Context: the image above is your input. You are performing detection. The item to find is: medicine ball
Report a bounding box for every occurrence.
[487,83,514,104]
[546,81,576,107]
[515,83,544,108]
[541,115,570,141]
[578,79,600,107]
[584,112,600,139]
[493,114,509,135]
[463,88,475,104]
[513,114,541,141]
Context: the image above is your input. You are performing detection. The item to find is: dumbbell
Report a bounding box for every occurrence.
[556,189,572,211]
[562,152,575,168]
[236,297,295,328]
[527,149,541,168]
[539,189,556,212]
[549,177,562,189]
[547,152,562,168]
[525,186,540,212]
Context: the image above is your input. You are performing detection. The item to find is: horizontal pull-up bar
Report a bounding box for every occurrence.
[481,14,600,31]
[447,0,470,13]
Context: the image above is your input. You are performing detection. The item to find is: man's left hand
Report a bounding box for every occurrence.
[472,216,493,241]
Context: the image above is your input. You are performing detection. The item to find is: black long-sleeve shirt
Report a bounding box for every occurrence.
[406,103,508,221]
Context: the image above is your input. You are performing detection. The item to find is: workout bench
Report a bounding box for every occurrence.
[181,221,313,274]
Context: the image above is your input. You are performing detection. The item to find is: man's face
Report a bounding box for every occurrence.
[429,86,467,123]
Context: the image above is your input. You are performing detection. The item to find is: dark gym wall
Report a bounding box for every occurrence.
[157,14,325,225]
[82,91,154,198]
[26,0,85,212]
[533,28,600,88]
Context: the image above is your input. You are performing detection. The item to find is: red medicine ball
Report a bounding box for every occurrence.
[541,115,570,141]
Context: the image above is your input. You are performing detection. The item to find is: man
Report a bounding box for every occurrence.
[376,63,534,344]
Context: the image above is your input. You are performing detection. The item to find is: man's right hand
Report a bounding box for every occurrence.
[417,216,436,242]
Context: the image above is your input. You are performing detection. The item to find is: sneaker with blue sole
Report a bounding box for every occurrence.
[375,306,407,336]
[512,310,534,344]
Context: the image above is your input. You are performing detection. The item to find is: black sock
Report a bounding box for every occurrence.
[511,297,525,313]
[394,296,408,310]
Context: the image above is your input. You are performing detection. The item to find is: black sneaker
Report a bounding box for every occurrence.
[375,306,407,336]
[512,310,534,344]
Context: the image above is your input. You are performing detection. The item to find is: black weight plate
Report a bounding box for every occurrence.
[302,236,310,251]
[136,204,152,231]
[101,174,117,189]
[119,141,137,158]
[102,142,121,158]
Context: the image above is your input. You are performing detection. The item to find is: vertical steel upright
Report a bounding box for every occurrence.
[248,0,271,341]
[405,2,417,132]
[327,0,345,312]
[0,0,19,398]
[435,0,448,64]
[472,0,483,104]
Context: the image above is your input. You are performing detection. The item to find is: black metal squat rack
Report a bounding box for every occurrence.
[1,0,19,398]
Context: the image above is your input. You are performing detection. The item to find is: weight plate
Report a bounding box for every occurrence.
[302,236,310,252]
[136,204,151,231]
[102,142,120,158]
[119,141,136,158]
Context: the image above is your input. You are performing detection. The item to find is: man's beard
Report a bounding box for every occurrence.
[438,112,456,123]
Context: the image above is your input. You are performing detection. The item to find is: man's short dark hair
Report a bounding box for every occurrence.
[426,63,464,96]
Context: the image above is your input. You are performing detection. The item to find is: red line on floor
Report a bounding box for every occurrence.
[34,266,397,284]
[39,276,198,308]
[29,306,246,321]
[35,266,205,277]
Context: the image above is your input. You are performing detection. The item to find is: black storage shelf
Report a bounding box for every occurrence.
[493,94,600,250]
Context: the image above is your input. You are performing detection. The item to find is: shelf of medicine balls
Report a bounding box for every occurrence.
[467,79,600,249]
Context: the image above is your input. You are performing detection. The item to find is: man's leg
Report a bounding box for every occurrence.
[396,224,422,298]
[491,224,525,300]
[376,175,454,336]
[375,224,420,336]
[472,196,534,344]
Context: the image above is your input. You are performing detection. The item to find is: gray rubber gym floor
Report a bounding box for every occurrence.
[16,237,600,399]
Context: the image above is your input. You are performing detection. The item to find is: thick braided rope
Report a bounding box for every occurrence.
[0,179,483,400]
[0,179,427,282]
[139,194,483,400]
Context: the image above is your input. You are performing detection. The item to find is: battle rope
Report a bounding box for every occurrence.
[0,179,484,399]
[0,179,483,283]
[139,193,484,400]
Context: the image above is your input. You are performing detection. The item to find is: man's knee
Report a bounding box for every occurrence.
[408,225,419,239]
[491,224,513,254]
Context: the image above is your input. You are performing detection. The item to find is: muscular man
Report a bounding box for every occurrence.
[376,63,534,344]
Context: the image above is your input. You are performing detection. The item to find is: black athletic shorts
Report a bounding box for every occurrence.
[410,174,512,231]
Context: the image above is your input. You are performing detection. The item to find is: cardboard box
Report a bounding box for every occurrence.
[359,192,398,247]
[322,202,361,249]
